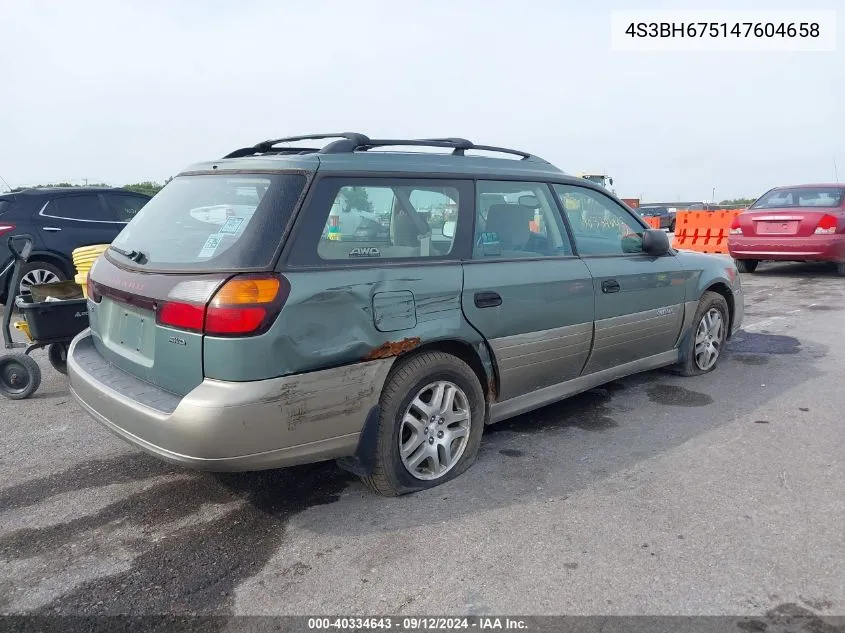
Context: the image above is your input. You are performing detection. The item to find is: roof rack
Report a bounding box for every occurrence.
[223,133,547,162]
[223,133,371,159]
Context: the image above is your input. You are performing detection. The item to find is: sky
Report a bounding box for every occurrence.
[0,0,842,202]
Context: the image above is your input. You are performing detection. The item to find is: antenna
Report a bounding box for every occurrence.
[0,174,12,192]
[834,156,840,184]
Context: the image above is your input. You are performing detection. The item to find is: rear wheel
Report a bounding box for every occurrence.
[48,342,69,375]
[0,354,41,400]
[361,351,486,496]
[677,292,730,377]
[18,261,66,297]
[734,259,758,273]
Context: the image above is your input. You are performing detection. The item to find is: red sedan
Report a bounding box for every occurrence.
[728,184,845,276]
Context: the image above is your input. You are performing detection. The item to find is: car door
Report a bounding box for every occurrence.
[461,180,595,402]
[551,183,686,375]
[36,193,125,257]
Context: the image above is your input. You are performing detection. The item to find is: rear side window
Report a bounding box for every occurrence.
[0,199,12,216]
[109,173,307,271]
[313,181,461,261]
[105,193,149,222]
[45,195,112,222]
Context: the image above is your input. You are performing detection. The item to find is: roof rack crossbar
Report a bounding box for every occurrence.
[223,133,370,159]
[345,138,541,161]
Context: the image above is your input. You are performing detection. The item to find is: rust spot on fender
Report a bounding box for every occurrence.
[364,337,421,360]
[487,374,498,402]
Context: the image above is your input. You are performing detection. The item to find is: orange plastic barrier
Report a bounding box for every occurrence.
[644,216,662,229]
[671,209,743,254]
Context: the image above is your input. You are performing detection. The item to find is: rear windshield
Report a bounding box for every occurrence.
[109,173,307,271]
[751,187,844,209]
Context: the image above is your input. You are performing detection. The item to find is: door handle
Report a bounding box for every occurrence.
[474,291,502,308]
[42,226,62,232]
[601,279,621,294]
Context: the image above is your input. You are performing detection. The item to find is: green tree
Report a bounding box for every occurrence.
[121,177,172,197]
[341,186,373,213]
[719,197,756,207]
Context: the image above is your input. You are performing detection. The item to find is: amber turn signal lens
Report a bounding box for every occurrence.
[213,278,280,305]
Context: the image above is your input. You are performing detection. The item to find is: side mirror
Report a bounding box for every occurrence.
[442,220,457,239]
[642,228,670,255]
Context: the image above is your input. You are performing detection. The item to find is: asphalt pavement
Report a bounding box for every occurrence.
[1,261,843,619]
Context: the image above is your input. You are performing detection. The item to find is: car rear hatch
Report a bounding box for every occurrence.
[85,169,310,396]
[738,208,843,238]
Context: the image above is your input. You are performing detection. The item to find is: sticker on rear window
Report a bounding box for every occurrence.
[349,246,380,258]
[197,234,223,258]
[219,217,244,235]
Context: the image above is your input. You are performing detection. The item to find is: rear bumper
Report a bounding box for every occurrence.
[727,234,845,261]
[67,330,395,471]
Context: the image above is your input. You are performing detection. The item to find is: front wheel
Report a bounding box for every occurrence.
[677,292,730,377]
[734,259,758,273]
[836,262,845,277]
[0,353,42,400]
[361,351,486,496]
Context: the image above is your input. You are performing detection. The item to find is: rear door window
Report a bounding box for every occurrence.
[45,195,113,222]
[104,193,150,222]
[472,181,573,259]
[109,173,307,271]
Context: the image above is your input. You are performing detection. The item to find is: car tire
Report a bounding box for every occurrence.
[734,259,758,274]
[677,291,730,377]
[836,262,845,277]
[361,351,486,496]
[0,353,42,400]
[17,261,67,297]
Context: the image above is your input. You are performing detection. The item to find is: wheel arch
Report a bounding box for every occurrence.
[702,281,735,339]
[337,337,499,480]
[391,337,499,406]
[26,251,74,278]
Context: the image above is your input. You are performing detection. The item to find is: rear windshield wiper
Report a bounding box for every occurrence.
[110,246,148,264]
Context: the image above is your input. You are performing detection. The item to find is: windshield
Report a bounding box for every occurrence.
[109,173,306,271]
[750,187,844,209]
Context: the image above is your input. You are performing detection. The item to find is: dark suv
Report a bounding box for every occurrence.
[0,187,151,299]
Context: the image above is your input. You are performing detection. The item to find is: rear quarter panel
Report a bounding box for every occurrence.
[202,265,487,382]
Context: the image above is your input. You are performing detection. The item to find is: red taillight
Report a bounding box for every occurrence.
[0,223,15,236]
[729,216,742,235]
[158,301,205,332]
[814,214,837,235]
[157,274,287,337]
[205,306,267,334]
[86,276,102,303]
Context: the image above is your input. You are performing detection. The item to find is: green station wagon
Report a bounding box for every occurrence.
[68,133,744,496]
